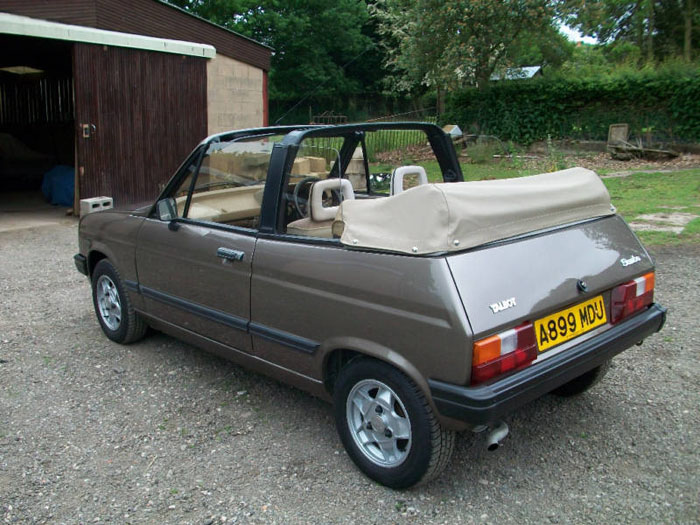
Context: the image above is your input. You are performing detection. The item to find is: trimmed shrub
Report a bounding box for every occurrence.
[443,67,700,145]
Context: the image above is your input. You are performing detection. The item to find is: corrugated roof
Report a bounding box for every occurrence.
[490,66,542,81]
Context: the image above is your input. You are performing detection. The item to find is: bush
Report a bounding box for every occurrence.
[443,66,700,145]
[465,142,499,164]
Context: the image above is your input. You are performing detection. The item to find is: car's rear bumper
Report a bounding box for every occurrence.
[74,254,88,276]
[429,303,667,425]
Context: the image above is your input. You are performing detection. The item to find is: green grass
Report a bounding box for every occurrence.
[458,162,544,181]
[603,170,700,245]
[602,171,700,216]
[372,160,542,184]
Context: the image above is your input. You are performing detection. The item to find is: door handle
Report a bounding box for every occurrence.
[217,247,245,262]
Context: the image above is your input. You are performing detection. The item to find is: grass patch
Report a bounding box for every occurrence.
[459,162,542,181]
[371,160,541,185]
[465,142,500,164]
[684,217,700,234]
[602,170,700,216]
[603,170,700,245]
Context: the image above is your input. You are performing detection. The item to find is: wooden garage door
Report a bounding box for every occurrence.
[73,43,207,205]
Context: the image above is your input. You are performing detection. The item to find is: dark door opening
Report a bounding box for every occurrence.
[0,35,75,216]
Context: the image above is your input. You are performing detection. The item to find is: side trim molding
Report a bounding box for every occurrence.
[124,280,139,293]
[135,285,320,354]
[140,285,248,332]
[249,322,319,355]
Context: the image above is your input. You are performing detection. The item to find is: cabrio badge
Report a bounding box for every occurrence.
[490,297,516,314]
[620,255,642,267]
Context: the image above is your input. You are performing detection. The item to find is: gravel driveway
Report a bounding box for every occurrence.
[1,222,698,524]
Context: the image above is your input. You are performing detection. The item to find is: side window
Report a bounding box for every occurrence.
[171,135,282,229]
[282,137,356,238]
[171,161,197,218]
[281,128,444,239]
[363,129,438,195]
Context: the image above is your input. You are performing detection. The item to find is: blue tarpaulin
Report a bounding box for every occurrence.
[41,165,74,207]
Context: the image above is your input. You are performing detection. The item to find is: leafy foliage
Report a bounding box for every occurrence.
[167,0,700,133]
[371,0,560,92]
[444,65,700,144]
[561,0,700,62]
[167,0,383,102]
[506,24,575,71]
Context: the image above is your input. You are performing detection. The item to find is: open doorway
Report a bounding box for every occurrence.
[0,34,75,227]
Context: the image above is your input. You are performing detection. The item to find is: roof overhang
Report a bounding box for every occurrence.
[0,13,216,58]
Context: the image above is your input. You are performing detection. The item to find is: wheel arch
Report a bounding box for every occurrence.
[87,250,108,277]
[319,339,466,428]
[85,238,122,278]
[322,338,437,413]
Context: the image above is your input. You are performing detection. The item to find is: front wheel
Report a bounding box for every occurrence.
[333,358,455,489]
[91,259,148,344]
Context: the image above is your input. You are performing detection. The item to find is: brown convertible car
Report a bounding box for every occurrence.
[74,123,666,488]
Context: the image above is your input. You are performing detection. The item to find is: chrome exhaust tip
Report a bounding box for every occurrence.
[485,421,509,451]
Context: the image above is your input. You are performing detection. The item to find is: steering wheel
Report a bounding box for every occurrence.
[292,176,321,218]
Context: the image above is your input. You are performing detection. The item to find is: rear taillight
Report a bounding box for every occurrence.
[471,322,537,385]
[611,272,655,324]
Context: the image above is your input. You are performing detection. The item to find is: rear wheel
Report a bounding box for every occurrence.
[551,360,611,397]
[333,358,454,489]
[91,259,148,344]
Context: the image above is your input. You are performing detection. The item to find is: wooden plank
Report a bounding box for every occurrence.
[73,43,207,205]
[0,0,97,27]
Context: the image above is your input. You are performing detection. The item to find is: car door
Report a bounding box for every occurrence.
[134,138,273,353]
[136,219,256,352]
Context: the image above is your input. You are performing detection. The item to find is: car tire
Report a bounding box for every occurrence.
[91,259,148,344]
[333,358,455,489]
[551,360,611,397]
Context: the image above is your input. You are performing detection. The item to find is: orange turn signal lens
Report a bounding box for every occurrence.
[471,322,538,385]
[472,334,501,366]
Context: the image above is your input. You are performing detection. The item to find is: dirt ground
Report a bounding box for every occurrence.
[561,152,700,174]
[0,223,698,525]
[0,192,74,233]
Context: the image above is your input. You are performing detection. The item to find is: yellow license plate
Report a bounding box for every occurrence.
[535,295,607,352]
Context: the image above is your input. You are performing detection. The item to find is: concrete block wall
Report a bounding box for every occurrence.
[207,54,264,134]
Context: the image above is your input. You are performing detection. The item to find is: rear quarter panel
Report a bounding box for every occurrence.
[250,238,473,389]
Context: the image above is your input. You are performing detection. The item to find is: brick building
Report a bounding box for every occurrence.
[0,0,271,208]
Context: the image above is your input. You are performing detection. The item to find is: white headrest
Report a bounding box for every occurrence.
[310,178,355,222]
[390,165,428,195]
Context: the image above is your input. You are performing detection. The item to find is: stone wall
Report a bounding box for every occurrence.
[207,54,264,134]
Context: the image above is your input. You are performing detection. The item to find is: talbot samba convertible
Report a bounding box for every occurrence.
[74,123,666,488]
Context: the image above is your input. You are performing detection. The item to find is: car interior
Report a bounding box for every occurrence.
[169,128,439,238]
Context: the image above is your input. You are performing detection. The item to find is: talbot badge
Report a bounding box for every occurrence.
[490,297,516,313]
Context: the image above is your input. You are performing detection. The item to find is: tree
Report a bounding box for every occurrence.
[371,0,560,94]
[507,24,574,71]
[167,1,383,103]
[685,0,694,60]
[562,0,700,62]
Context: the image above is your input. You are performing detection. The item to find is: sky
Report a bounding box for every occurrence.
[559,24,598,44]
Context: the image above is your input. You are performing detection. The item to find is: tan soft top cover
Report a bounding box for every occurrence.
[335,167,615,254]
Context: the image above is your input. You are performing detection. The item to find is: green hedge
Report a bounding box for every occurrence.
[443,68,700,144]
